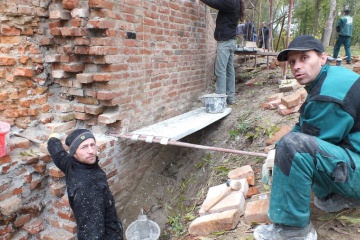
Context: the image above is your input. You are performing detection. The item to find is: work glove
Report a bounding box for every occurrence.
[261,149,276,185]
[48,133,64,140]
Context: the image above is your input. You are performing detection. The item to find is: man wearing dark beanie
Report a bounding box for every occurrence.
[47,129,123,240]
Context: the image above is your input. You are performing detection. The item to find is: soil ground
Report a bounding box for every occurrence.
[123,56,360,240]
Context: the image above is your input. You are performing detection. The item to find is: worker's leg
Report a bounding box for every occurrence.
[333,35,344,58]
[215,41,230,96]
[269,132,360,227]
[225,39,236,104]
[343,36,352,63]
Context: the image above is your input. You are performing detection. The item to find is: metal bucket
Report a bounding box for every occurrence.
[200,93,227,113]
[125,213,160,240]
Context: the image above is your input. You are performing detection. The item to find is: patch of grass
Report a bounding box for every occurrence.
[194,153,211,168]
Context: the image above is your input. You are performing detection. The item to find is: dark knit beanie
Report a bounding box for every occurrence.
[65,129,95,156]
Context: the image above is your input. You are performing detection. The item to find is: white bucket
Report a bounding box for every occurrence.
[200,93,227,113]
[125,213,160,240]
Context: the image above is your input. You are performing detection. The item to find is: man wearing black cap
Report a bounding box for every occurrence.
[254,35,360,240]
[47,129,123,240]
[333,9,353,64]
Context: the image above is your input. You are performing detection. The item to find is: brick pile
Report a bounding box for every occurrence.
[262,79,307,116]
[189,165,266,236]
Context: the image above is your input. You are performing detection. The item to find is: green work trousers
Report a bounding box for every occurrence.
[333,35,352,62]
[269,132,360,228]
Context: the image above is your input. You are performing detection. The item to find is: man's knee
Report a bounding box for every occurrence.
[275,132,319,175]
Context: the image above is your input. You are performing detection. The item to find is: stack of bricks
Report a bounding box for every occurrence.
[189,165,266,236]
[262,79,307,116]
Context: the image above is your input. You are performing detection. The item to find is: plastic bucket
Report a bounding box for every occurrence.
[0,122,10,158]
[200,93,227,113]
[125,214,160,240]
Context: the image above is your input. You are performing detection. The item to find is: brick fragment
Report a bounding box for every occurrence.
[228,165,255,186]
[244,199,271,224]
[189,209,241,236]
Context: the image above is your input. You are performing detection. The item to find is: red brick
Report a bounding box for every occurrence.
[244,199,271,224]
[85,105,104,115]
[74,112,93,120]
[23,219,44,235]
[1,25,21,35]
[49,165,65,178]
[228,165,255,186]
[40,37,55,45]
[89,46,119,55]
[246,186,260,198]
[0,36,20,44]
[87,19,116,29]
[63,0,79,9]
[281,93,301,108]
[14,214,31,227]
[0,224,13,235]
[0,155,11,165]
[76,73,93,83]
[277,104,301,116]
[50,182,66,197]
[14,68,34,77]
[189,209,241,236]
[49,10,71,20]
[30,174,44,189]
[89,0,114,9]
[0,57,16,66]
[265,125,292,146]
[96,90,122,100]
[62,62,85,72]
[74,46,90,54]
[10,137,30,149]
[74,37,90,46]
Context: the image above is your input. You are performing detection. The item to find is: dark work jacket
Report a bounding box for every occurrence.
[47,138,123,240]
[293,65,360,153]
[200,0,241,41]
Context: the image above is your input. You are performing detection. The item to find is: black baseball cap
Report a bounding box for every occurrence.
[277,35,324,61]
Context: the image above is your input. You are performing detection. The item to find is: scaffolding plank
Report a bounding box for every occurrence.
[131,107,232,140]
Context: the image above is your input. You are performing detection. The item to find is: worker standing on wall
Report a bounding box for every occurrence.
[199,0,245,105]
[47,129,124,240]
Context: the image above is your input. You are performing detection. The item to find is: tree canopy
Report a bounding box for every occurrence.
[249,0,359,51]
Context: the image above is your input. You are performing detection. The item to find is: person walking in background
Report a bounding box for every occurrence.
[47,129,123,240]
[333,9,353,64]
[258,21,269,50]
[254,35,360,239]
[199,0,245,105]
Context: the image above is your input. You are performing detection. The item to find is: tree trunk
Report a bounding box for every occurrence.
[313,0,320,35]
[323,0,336,47]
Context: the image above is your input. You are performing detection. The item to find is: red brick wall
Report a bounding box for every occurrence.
[0,0,217,238]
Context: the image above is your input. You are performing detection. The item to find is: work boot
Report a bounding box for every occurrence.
[314,193,360,212]
[346,60,352,64]
[254,221,317,240]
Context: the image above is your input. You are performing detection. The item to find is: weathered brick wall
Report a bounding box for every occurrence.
[0,0,217,238]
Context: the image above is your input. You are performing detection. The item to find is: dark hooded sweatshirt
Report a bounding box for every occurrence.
[200,0,241,41]
[47,137,123,240]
